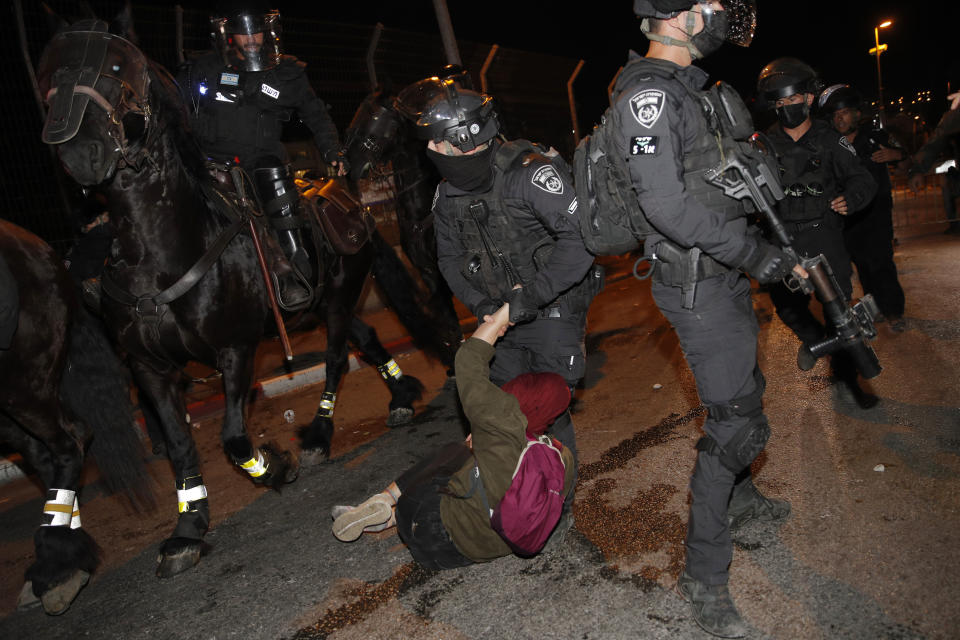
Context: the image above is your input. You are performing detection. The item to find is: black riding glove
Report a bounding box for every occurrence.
[507,287,539,324]
[474,300,500,321]
[742,241,797,285]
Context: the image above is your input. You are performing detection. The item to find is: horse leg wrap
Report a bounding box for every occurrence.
[42,489,81,529]
[377,358,403,381]
[316,391,337,419]
[238,449,269,480]
[176,475,208,514]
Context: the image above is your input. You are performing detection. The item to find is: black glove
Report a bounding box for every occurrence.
[507,287,539,324]
[474,300,500,321]
[742,241,797,284]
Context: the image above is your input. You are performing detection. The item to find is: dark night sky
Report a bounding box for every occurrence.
[297,1,960,125]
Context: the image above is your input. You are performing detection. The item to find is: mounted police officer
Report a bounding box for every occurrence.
[756,58,878,407]
[820,84,906,331]
[620,1,800,636]
[177,2,346,309]
[396,77,598,529]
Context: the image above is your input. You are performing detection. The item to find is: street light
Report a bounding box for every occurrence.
[870,20,892,125]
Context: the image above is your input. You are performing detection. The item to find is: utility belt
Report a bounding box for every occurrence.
[650,240,731,309]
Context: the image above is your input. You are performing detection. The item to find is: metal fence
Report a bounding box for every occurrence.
[3,2,581,252]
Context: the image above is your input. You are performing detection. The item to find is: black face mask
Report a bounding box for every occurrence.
[690,9,729,59]
[776,102,810,129]
[427,145,495,192]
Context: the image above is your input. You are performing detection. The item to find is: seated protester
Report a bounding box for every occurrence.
[331,303,575,569]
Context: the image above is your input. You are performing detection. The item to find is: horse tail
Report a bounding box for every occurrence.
[368,230,454,364]
[60,306,157,512]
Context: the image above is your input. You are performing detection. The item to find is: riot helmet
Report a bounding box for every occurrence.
[818,84,862,114]
[211,2,282,72]
[756,57,821,104]
[395,77,500,153]
[636,0,756,59]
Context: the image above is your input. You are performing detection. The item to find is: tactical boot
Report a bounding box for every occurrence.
[271,229,313,310]
[797,342,817,371]
[676,572,748,638]
[728,478,790,531]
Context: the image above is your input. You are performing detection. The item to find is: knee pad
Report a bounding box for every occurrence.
[697,414,769,473]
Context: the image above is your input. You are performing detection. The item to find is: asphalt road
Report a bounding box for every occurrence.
[1,228,957,640]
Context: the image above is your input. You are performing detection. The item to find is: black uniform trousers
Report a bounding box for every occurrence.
[0,254,18,349]
[844,204,905,319]
[487,308,586,510]
[653,272,765,586]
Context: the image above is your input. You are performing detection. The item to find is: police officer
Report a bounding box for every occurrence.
[907,91,960,234]
[178,2,346,308]
[820,84,906,331]
[756,59,878,407]
[623,2,797,636]
[396,76,597,525]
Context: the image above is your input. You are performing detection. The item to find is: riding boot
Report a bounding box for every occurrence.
[270,224,313,310]
[254,165,314,311]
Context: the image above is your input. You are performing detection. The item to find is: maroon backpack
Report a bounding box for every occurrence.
[463,435,566,557]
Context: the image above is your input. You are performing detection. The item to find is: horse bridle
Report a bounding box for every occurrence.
[41,27,155,171]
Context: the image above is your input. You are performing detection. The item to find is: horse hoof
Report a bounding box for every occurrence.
[386,407,414,428]
[156,540,202,578]
[17,581,41,611]
[39,570,90,615]
[299,447,329,466]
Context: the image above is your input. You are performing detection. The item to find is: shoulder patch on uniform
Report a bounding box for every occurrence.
[431,185,440,211]
[260,83,280,99]
[567,197,578,214]
[531,165,564,195]
[838,135,857,155]
[630,135,659,156]
[629,89,665,128]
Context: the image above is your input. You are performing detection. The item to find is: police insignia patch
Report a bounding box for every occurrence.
[630,136,659,156]
[531,166,564,194]
[629,90,664,128]
[838,135,857,155]
[220,72,239,86]
[260,83,280,99]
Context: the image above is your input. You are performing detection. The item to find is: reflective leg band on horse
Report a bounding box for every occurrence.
[42,489,81,529]
[377,359,403,381]
[238,450,269,479]
[177,476,208,514]
[317,391,337,419]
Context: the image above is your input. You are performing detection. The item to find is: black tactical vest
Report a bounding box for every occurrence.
[768,127,831,223]
[443,141,556,301]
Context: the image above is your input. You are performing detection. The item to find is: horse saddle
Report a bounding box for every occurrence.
[297,177,376,256]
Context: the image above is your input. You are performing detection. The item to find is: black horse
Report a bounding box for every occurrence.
[344,88,463,371]
[0,220,155,615]
[37,20,427,577]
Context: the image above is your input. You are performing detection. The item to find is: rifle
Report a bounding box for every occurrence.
[703,139,882,379]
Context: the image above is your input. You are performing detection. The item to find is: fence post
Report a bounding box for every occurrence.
[480,44,499,95]
[567,59,585,146]
[175,5,185,65]
[366,23,383,92]
[431,0,461,65]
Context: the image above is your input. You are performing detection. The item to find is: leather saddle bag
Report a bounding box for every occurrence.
[299,178,375,255]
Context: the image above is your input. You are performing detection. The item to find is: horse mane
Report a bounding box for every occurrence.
[146,61,208,184]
